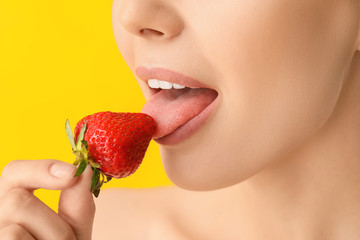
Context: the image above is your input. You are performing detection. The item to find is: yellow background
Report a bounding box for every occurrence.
[0,0,171,211]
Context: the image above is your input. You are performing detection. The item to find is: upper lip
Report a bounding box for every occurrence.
[135,66,212,89]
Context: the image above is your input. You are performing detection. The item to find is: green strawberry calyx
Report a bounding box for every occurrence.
[65,119,112,198]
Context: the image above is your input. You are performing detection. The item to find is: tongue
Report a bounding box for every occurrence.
[141,88,218,139]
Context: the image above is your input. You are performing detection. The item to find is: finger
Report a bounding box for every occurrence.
[0,188,76,240]
[0,224,36,240]
[0,160,77,198]
[59,165,95,240]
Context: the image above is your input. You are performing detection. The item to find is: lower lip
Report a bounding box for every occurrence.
[153,94,220,146]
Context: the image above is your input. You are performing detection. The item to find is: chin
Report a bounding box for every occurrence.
[157,126,268,192]
[162,158,254,192]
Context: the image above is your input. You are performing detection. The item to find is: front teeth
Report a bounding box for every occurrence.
[148,79,186,89]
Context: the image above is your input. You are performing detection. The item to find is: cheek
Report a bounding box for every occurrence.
[230,2,354,144]
[206,1,352,150]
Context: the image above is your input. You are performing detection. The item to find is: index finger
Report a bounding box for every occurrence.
[0,160,77,198]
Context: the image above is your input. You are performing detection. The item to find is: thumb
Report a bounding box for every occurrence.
[58,165,95,240]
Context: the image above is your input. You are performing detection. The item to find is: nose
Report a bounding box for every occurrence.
[115,0,184,40]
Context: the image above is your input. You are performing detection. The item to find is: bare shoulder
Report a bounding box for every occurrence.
[92,186,193,239]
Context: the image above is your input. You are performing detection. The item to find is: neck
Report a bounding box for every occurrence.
[234,52,360,239]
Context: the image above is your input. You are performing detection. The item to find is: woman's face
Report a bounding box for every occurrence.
[112,0,360,190]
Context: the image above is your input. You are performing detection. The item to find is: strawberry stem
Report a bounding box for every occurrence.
[91,168,100,192]
[65,119,76,151]
[66,119,112,198]
[74,159,87,177]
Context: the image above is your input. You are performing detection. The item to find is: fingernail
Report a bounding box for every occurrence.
[50,163,76,178]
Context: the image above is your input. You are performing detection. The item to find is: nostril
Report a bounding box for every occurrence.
[140,28,164,37]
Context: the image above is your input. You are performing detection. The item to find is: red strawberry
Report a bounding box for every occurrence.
[65,111,156,197]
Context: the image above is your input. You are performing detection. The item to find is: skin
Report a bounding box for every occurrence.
[0,0,359,239]
[113,0,360,191]
[0,161,95,239]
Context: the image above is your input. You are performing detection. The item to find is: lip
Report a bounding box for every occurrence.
[136,66,219,145]
[135,66,213,90]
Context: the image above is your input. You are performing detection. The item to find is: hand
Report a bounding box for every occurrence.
[0,159,95,240]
